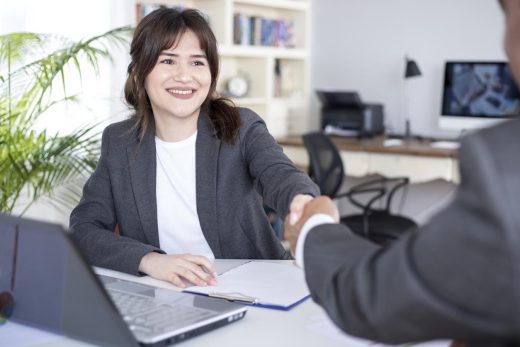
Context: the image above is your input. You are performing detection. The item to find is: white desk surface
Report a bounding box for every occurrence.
[2,260,450,347]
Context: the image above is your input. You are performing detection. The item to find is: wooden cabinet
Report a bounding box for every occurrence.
[135,0,310,137]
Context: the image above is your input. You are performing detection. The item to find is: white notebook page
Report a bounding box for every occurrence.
[185,261,309,307]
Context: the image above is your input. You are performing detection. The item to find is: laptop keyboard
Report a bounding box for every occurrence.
[108,290,216,339]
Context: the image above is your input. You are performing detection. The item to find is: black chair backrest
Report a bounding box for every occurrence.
[303,132,344,197]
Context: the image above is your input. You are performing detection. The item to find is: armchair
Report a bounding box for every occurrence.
[302,132,417,245]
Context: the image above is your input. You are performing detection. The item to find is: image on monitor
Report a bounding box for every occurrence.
[441,61,520,118]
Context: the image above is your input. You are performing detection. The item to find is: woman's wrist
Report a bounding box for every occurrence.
[138,251,158,274]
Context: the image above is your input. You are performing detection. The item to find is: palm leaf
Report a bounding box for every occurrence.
[0,26,133,215]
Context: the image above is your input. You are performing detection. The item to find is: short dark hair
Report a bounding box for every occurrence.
[124,8,240,143]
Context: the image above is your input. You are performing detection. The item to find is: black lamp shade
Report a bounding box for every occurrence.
[405,59,421,78]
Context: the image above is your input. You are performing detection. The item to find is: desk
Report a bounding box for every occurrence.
[278,135,460,183]
[5,261,450,347]
[7,302,443,347]
[7,301,345,347]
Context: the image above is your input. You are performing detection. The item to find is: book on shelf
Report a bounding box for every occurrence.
[274,59,282,97]
[234,12,295,48]
[251,16,262,47]
[240,13,251,45]
[233,13,241,45]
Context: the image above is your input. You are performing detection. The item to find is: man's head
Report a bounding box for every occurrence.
[501,0,520,84]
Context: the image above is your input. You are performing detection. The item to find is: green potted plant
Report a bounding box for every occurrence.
[0,27,132,215]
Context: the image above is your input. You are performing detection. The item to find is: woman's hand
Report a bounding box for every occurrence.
[289,194,314,225]
[138,252,218,288]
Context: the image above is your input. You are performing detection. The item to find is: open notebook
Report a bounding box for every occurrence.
[183,261,310,311]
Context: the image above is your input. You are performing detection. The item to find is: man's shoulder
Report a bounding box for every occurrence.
[478,118,520,138]
[462,119,520,152]
[458,119,520,181]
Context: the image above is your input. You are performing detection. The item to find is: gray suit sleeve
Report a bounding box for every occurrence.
[304,132,518,343]
[239,109,320,218]
[70,127,163,276]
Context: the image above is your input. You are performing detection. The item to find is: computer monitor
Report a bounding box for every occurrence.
[440,61,520,131]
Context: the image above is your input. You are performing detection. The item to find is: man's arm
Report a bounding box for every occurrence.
[290,130,518,344]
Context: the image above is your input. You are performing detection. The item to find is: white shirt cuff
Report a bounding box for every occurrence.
[295,214,336,268]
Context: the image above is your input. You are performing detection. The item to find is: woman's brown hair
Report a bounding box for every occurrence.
[124,8,241,143]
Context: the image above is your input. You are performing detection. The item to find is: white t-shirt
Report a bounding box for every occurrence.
[155,131,215,260]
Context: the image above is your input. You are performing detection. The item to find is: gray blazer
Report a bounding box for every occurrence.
[304,119,520,345]
[70,108,319,275]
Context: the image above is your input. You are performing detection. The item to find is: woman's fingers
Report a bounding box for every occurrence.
[176,257,217,286]
[141,253,218,288]
[185,254,218,277]
[168,273,186,288]
[289,194,314,225]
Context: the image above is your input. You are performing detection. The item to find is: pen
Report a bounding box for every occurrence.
[208,292,258,304]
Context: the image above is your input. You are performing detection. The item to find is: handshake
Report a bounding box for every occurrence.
[284,196,340,256]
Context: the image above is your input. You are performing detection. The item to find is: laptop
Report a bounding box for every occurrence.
[0,214,247,346]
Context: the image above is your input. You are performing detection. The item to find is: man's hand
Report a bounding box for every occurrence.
[138,253,218,288]
[283,196,340,255]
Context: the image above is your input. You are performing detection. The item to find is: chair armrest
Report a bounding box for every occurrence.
[335,176,410,212]
[336,186,387,211]
[382,177,410,211]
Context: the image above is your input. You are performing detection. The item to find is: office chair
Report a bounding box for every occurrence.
[302,132,418,245]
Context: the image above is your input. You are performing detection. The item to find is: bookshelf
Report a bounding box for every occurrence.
[134,0,310,136]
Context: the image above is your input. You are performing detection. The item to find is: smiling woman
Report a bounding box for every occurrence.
[70,8,319,289]
[144,30,212,142]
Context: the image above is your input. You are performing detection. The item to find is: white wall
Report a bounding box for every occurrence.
[310,0,505,138]
[0,0,135,127]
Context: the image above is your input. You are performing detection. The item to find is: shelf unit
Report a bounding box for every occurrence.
[134,0,310,136]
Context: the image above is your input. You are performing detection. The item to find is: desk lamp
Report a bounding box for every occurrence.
[403,56,422,139]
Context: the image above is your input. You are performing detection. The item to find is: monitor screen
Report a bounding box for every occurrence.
[441,61,520,119]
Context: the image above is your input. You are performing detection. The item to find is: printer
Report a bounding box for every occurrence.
[317,91,385,137]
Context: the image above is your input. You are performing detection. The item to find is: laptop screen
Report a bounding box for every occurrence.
[0,214,142,346]
[0,216,68,332]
